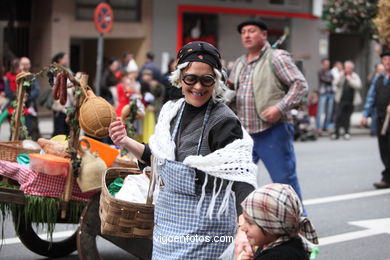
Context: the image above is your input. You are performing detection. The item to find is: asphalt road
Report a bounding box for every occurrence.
[1,132,389,259]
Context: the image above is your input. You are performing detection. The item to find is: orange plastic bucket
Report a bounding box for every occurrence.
[80,136,119,167]
[29,153,70,177]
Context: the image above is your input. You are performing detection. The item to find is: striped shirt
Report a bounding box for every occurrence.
[229,42,308,134]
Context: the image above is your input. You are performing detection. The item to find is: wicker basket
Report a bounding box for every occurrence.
[111,156,138,169]
[99,167,154,238]
[0,141,41,162]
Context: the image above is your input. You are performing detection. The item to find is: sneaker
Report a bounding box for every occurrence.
[343,133,351,140]
[330,133,339,140]
[373,181,390,189]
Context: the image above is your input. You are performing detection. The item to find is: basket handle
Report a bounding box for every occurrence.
[78,138,91,155]
[146,156,156,205]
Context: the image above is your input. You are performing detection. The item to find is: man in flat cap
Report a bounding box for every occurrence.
[361,50,390,189]
[229,18,308,209]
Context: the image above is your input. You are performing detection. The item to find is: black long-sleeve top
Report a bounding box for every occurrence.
[253,238,306,260]
[139,101,254,216]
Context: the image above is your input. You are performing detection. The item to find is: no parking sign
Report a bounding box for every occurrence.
[94,3,114,34]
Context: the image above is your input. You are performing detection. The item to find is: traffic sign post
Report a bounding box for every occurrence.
[94,3,113,96]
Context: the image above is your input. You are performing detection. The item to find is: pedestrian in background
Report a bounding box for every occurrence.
[19,57,41,140]
[308,90,319,129]
[366,63,385,136]
[101,57,120,106]
[331,61,343,85]
[4,58,20,100]
[229,18,308,208]
[331,60,362,140]
[162,58,183,103]
[0,64,7,112]
[51,52,73,136]
[316,58,334,135]
[361,50,390,189]
[139,52,162,83]
[121,52,138,74]
[140,69,164,118]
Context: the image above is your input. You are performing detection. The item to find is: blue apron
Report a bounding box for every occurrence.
[152,101,237,259]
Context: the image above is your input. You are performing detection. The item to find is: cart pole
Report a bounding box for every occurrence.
[11,73,30,141]
[61,74,87,218]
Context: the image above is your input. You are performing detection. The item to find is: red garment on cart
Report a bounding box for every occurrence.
[0,160,95,202]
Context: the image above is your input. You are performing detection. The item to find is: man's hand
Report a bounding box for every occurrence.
[261,106,282,123]
[109,117,128,146]
[360,117,368,128]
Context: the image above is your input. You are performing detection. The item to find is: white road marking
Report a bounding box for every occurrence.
[320,218,390,246]
[303,189,390,206]
[3,189,390,246]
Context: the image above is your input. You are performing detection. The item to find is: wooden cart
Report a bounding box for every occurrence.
[0,68,153,259]
[0,183,153,259]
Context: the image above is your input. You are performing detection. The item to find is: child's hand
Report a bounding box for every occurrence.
[235,227,253,260]
[237,250,254,260]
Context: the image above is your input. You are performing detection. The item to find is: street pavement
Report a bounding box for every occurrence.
[1,115,390,259]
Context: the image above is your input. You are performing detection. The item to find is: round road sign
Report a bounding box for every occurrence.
[94,3,114,34]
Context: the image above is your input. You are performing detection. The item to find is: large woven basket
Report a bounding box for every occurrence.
[99,167,154,238]
[0,141,41,162]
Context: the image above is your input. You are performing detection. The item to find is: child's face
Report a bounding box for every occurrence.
[239,212,276,248]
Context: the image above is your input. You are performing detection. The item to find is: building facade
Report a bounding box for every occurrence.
[152,0,324,92]
[1,0,152,90]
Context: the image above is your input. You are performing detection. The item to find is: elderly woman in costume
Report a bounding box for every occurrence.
[109,41,257,259]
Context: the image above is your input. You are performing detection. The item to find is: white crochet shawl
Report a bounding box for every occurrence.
[149,98,258,219]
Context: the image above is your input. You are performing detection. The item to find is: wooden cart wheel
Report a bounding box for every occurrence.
[13,211,78,258]
[77,192,153,260]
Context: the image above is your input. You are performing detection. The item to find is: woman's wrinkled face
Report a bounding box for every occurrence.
[181,62,215,107]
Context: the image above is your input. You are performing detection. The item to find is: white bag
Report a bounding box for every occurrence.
[115,173,150,204]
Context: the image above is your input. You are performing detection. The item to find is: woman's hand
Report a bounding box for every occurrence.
[109,117,127,146]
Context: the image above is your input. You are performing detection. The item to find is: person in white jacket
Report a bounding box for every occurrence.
[331,60,362,140]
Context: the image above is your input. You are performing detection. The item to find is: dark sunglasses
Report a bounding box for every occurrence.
[182,74,216,87]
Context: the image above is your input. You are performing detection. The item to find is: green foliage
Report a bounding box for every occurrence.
[121,98,140,156]
[322,0,378,36]
[10,101,30,140]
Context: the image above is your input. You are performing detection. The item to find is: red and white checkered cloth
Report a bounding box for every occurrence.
[0,160,95,202]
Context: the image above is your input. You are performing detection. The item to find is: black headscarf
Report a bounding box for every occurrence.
[177,41,222,71]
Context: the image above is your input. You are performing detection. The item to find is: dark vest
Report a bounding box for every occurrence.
[375,75,390,119]
[170,102,238,162]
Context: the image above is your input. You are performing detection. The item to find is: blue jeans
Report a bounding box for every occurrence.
[316,93,335,131]
[251,123,304,203]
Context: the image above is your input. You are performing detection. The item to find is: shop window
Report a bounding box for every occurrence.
[183,13,218,48]
[75,0,141,22]
[269,0,284,4]
[269,0,302,7]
